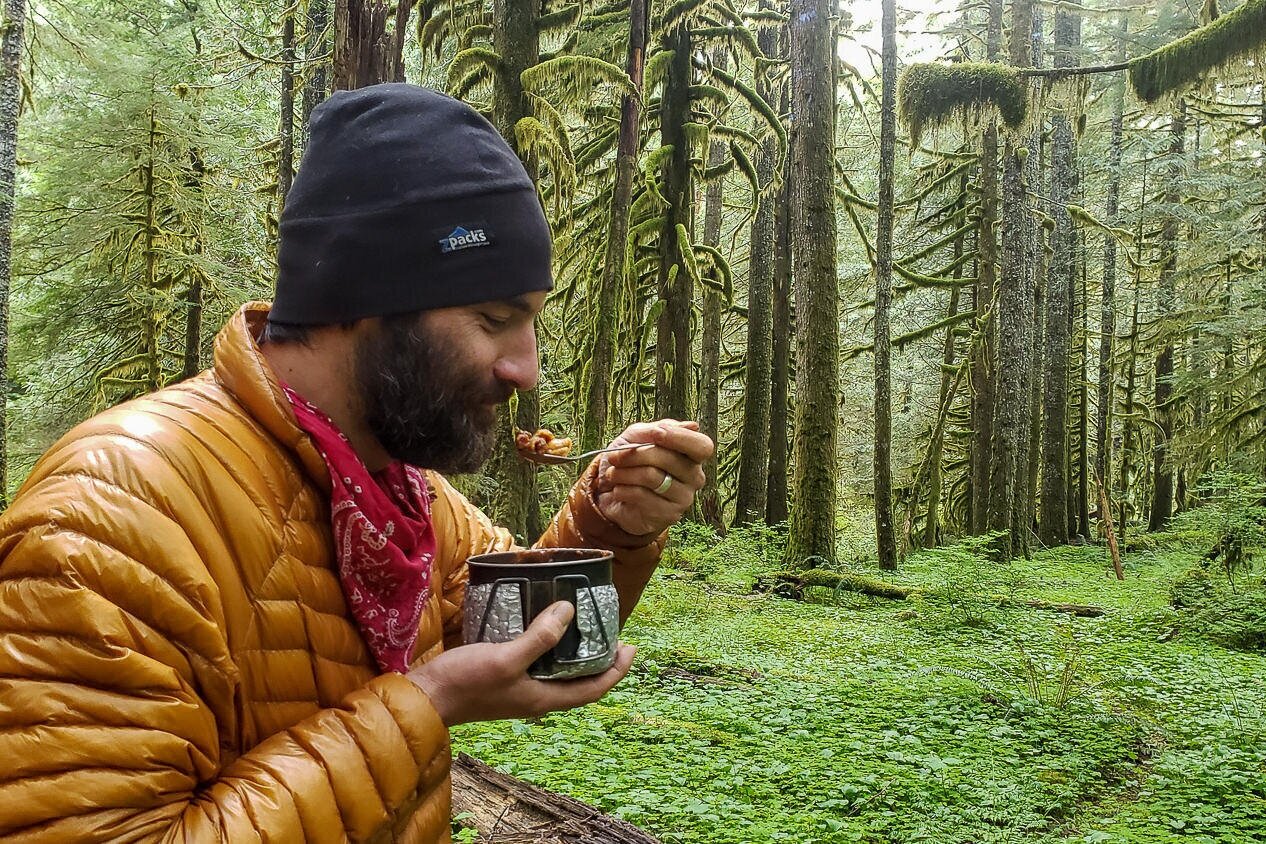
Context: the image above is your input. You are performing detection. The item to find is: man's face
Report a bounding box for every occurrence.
[353,292,545,473]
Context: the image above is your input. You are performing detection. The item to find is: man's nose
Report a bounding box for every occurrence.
[493,323,539,391]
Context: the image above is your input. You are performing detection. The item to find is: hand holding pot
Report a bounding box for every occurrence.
[408,602,635,727]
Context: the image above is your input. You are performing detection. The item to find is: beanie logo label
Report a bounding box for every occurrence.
[438,225,493,254]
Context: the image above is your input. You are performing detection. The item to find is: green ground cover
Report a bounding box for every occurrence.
[454,524,1266,843]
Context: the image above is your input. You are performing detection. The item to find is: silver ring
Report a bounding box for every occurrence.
[654,472,673,496]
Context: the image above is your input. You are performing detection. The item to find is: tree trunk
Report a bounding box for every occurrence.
[1076,224,1091,537]
[279,7,297,206]
[1149,103,1186,532]
[969,0,1004,534]
[582,0,646,453]
[654,29,694,422]
[766,106,792,526]
[332,0,414,90]
[697,54,727,531]
[873,0,898,571]
[1021,5,1045,546]
[786,0,840,568]
[923,187,967,548]
[0,0,25,505]
[985,0,1035,557]
[735,22,780,527]
[485,0,542,540]
[1038,0,1078,546]
[1097,18,1127,517]
[302,0,332,140]
[1118,162,1148,532]
[451,754,662,843]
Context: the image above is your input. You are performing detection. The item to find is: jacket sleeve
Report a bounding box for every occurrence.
[0,469,450,843]
[426,461,666,645]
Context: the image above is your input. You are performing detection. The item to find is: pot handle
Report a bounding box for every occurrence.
[551,574,611,664]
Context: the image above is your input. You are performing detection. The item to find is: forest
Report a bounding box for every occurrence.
[0,0,1264,841]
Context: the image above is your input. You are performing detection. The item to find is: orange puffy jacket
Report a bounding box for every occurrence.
[0,303,663,842]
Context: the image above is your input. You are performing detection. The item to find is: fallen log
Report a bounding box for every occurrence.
[1020,599,1106,618]
[451,753,662,843]
[753,569,915,601]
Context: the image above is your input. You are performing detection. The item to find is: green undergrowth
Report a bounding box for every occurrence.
[453,523,1266,843]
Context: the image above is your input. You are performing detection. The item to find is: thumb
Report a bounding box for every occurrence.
[507,601,574,666]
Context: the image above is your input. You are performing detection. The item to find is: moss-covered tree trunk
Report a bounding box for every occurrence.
[1038,0,1078,547]
[1118,163,1148,532]
[985,0,1034,557]
[1097,18,1127,508]
[924,185,967,548]
[582,0,646,453]
[697,54,726,531]
[279,7,297,204]
[969,0,1004,534]
[786,0,840,568]
[766,108,792,527]
[654,28,694,422]
[873,0,898,570]
[0,0,25,505]
[486,0,542,541]
[1022,6,1045,539]
[1149,103,1186,532]
[735,24,780,527]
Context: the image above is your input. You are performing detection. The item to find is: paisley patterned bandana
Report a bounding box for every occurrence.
[283,385,437,673]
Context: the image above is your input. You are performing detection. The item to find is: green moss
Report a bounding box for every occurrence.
[897,62,1028,148]
[1128,0,1266,103]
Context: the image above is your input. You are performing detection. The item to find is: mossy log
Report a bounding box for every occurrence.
[1128,0,1266,103]
[896,62,1028,147]
[754,569,915,600]
[1016,599,1106,618]
[451,753,662,843]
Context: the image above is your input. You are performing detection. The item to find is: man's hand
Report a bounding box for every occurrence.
[593,419,716,537]
[407,602,635,727]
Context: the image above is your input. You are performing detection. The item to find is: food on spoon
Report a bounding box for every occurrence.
[515,427,573,458]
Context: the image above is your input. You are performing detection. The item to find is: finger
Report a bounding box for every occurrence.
[651,422,715,462]
[505,601,574,667]
[602,466,701,502]
[610,422,664,446]
[531,644,637,712]
[602,484,688,521]
[605,447,705,489]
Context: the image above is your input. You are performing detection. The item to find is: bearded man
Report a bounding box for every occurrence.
[0,84,713,842]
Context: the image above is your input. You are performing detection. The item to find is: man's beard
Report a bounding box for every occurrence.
[354,314,513,474]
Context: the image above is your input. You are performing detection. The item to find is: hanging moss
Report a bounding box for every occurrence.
[1128,0,1266,103]
[896,62,1028,148]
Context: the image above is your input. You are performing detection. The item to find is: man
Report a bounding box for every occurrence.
[0,84,713,842]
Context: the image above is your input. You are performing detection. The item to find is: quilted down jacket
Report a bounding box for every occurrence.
[0,302,664,842]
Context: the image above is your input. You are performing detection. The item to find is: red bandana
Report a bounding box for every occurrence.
[283,385,437,673]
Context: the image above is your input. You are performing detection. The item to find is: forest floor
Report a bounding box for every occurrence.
[452,523,1266,843]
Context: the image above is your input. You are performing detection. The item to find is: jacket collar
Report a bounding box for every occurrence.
[212,302,333,494]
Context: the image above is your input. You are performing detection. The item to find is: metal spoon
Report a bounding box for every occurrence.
[518,442,651,466]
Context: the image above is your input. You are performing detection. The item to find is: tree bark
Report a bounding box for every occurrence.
[1149,103,1186,532]
[697,51,727,531]
[451,753,662,843]
[1118,162,1148,532]
[485,0,542,540]
[332,0,414,90]
[582,0,646,453]
[654,29,694,422]
[786,0,840,568]
[0,0,25,505]
[1038,0,1078,547]
[873,0,898,570]
[985,0,1035,558]
[969,0,1004,534]
[735,20,780,527]
[766,100,792,527]
[302,0,332,140]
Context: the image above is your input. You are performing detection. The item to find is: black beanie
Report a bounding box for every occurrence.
[272,83,553,325]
